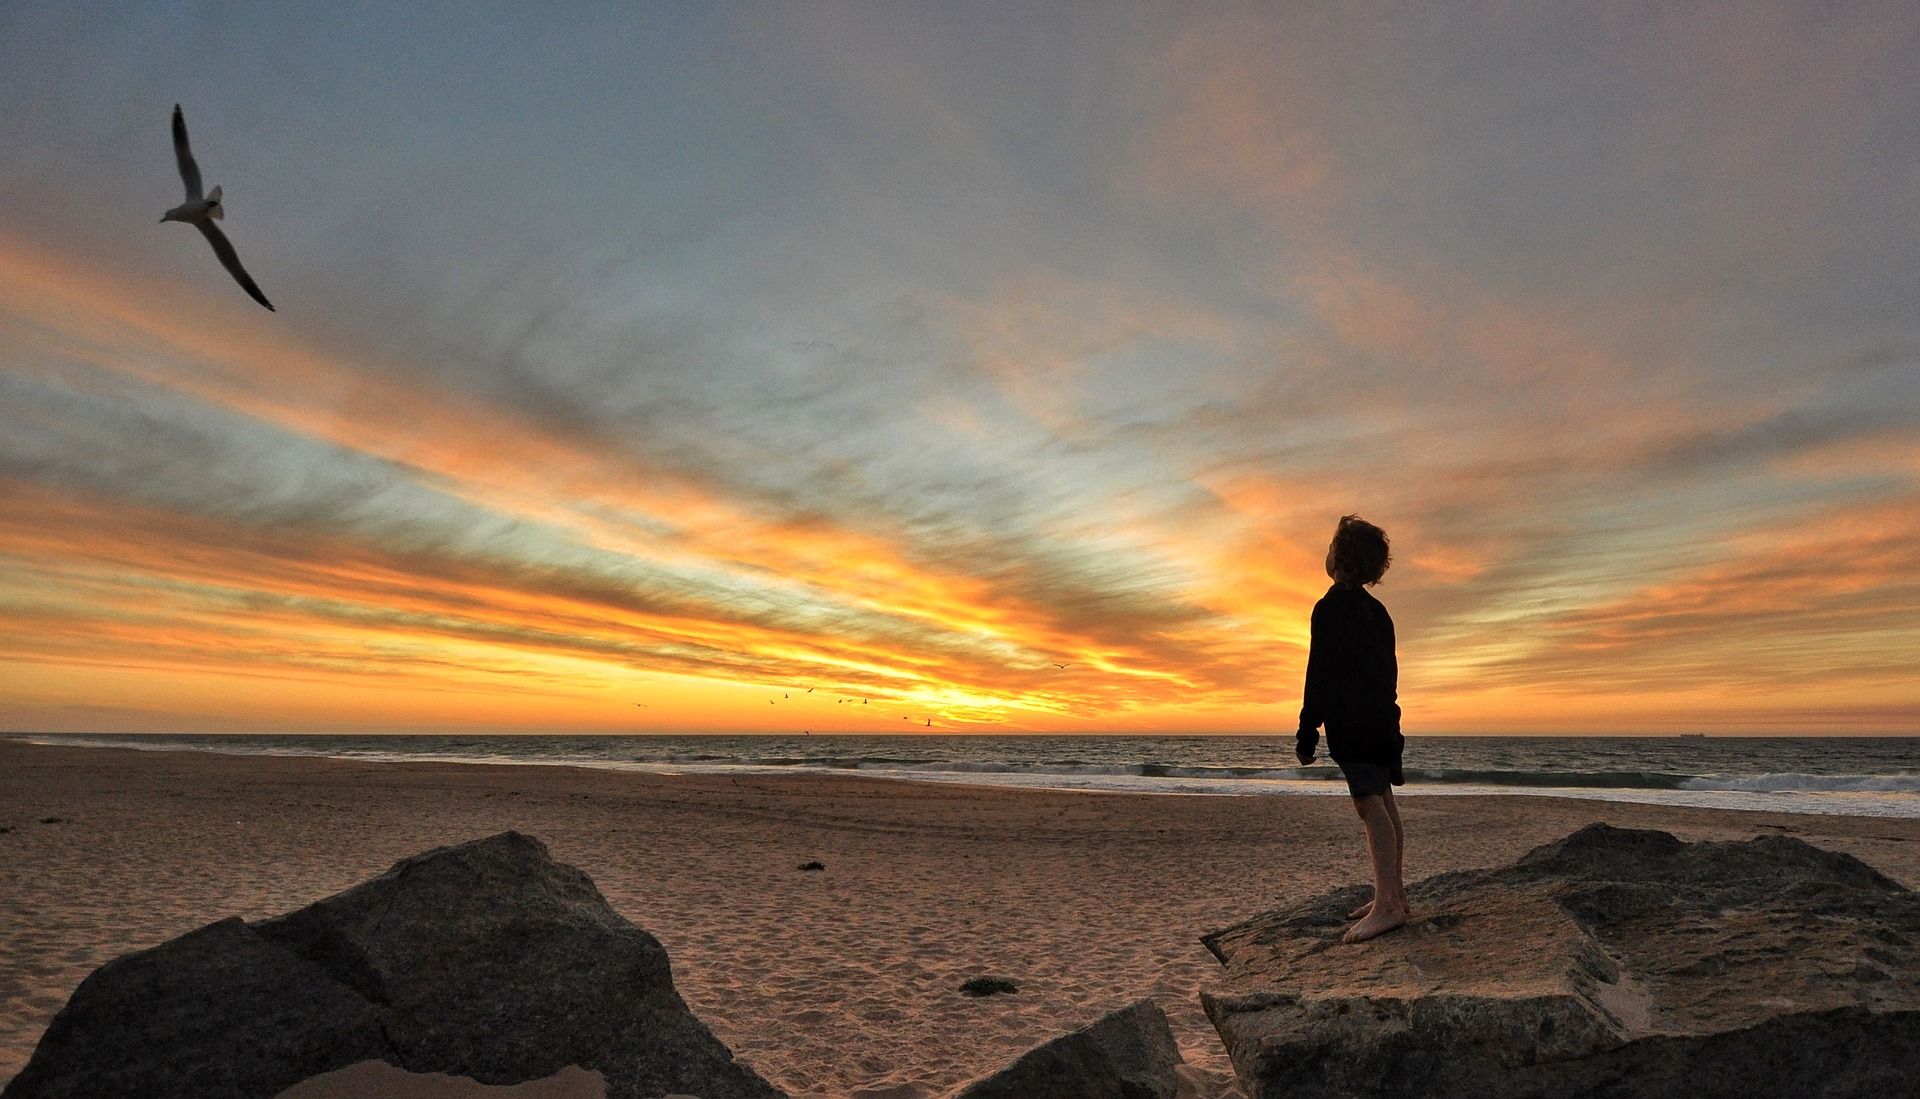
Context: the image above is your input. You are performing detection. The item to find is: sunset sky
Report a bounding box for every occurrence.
[1,2,1916,736]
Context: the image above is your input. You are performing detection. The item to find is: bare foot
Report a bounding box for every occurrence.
[1342,903,1409,943]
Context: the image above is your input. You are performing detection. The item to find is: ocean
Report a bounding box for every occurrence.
[12,732,1920,819]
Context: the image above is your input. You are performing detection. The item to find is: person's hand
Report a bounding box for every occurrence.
[1295,746,1315,766]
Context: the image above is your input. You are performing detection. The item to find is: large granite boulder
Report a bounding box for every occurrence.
[947,999,1184,1099]
[1200,823,1920,1099]
[4,832,783,1099]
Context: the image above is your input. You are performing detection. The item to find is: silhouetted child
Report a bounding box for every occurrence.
[1296,515,1407,943]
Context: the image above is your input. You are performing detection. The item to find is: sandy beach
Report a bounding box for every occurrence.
[4,738,1918,1097]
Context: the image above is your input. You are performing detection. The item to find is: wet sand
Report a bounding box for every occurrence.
[4,738,1918,1097]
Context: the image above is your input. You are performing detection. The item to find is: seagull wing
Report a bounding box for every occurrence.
[195,221,274,311]
[172,105,203,200]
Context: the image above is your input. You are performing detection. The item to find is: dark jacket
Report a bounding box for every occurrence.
[1297,583,1402,764]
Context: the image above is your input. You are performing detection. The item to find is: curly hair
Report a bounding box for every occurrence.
[1329,514,1390,586]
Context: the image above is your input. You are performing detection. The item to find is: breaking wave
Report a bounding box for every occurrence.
[14,732,1920,817]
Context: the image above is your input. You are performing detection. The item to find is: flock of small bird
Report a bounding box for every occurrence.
[753,662,1073,731]
[765,687,934,728]
[626,663,1075,733]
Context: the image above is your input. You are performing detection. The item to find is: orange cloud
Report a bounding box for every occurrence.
[7,16,1919,747]
[1122,20,1341,216]
[1406,493,1920,732]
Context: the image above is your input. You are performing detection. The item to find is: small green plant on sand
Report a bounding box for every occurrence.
[959,976,1019,997]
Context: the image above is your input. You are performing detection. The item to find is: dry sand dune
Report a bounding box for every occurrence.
[4,739,1918,1097]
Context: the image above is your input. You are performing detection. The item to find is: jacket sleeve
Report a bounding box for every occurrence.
[1297,598,1330,755]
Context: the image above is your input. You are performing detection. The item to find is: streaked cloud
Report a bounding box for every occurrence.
[0,2,1915,733]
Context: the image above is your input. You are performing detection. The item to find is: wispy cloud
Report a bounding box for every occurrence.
[0,4,1915,732]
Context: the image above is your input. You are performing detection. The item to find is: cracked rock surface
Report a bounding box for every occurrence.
[1200,823,1920,1099]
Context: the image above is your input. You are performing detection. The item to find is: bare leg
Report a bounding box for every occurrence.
[1344,793,1409,943]
[1347,789,1407,919]
[1348,792,1376,918]
[1384,786,1405,896]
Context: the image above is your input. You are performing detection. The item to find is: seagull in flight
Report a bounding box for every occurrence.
[161,105,274,311]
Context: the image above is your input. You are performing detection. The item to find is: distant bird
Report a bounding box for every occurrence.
[806,687,814,693]
[633,704,647,708]
[925,718,932,727]
[1053,663,1071,669]
[161,105,273,311]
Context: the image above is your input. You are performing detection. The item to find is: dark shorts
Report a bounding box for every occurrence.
[1337,757,1404,799]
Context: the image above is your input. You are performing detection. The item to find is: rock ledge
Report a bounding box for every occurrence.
[1200,823,1920,1099]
